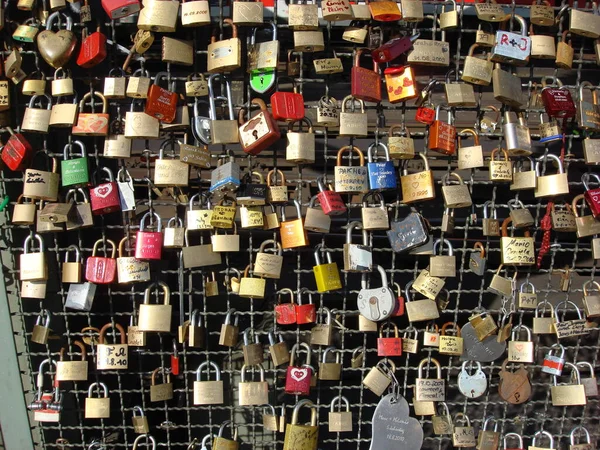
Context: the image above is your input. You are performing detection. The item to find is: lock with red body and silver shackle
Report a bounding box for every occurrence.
[76,26,108,69]
[85,239,117,284]
[135,211,163,260]
[90,167,120,215]
[275,288,297,325]
[582,173,600,219]
[145,72,178,123]
[138,281,172,333]
[270,78,305,121]
[316,176,346,215]
[542,343,566,376]
[296,287,317,324]
[541,77,576,119]
[429,106,457,155]
[285,343,313,395]
[101,0,140,19]
[2,126,33,171]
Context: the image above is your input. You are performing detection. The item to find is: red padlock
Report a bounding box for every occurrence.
[90,167,121,215]
[541,83,576,119]
[295,288,316,324]
[416,104,436,125]
[270,79,304,121]
[135,211,163,260]
[76,26,107,69]
[85,239,117,284]
[316,176,346,216]
[377,322,402,356]
[583,173,600,219]
[285,343,312,395]
[429,105,457,156]
[101,0,140,19]
[391,282,405,316]
[275,288,297,325]
[238,98,281,156]
[72,91,110,136]
[2,126,33,171]
[372,34,420,63]
[351,49,382,103]
[171,340,180,376]
[145,72,178,123]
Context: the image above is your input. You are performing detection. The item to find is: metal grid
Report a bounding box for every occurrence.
[2,1,600,449]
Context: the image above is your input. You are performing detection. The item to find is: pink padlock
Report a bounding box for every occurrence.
[285,343,312,395]
[135,211,163,260]
[90,167,121,215]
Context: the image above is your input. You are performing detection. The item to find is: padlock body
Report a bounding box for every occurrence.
[90,181,121,215]
[146,85,178,123]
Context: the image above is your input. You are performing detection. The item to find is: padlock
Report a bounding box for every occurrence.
[387,212,430,253]
[503,432,524,450]
[36,11,77,68]
[357,265,397,321]
[72,91,109,136]
[126,69,151,99]
[283,400,318,450]
[266,331,289,367]
[432,402,452,435]
[401,153,436,203]
[534,154,569,198]
[275,288,297,325]
[387,125,415,160]
[582,173,600,218]
[372,32,419,63]
[351,49,381,103]
[343,221,372,272]
[238,98,281,155]
[439,322,464,355]
[490,15,531,65]
[321,0,352,20]
[49,94,78,128]
[429,106,456,155]
[131,406,150,434]
[289,0,318,29]
[363,359,395,396]
[210,153,241,195]
[328,396,352,432]
[407,17,450,67]
[316,96,339,127]
[85,382,110,418]
[144,72,178,123]
[137,0,179,31]
[149,367,173,402]
[570,3,600,38]
[577,81,600,132]
[22,71,46,96]
[429,239,456,278]
[285,343,313,395]
[339,96,368,137]
[178,134,210,169]
[297,288,317,325]
[270,79,304,122]
[510,157,537,191]
[185,73,208,99]
[29,359,61,422]
[56,341,88,381]
[293,30,325,52]
[554,30,574,70]
[154,140,189,187]
[241,329,264,366]
[541,78,576,119]
[132,435,157,450]
[313,244,342,293]
[51,68,73,97]
[213,421,240,450]
[551,363,587,406]
[570,426,595,450]
[319,347,342,380]
[20,234,47,282]
[194,361,223,405]
[101,0,140,19]
[458,128,484,170]
[239,364,269,406]
[186,193,213,231]
[4,47,23,81]
[506,325,534,363]
[517,281,538,309]
[65,188,93,231]
[219,309,239,347]
[507,199,534,228]
[238,264,266,299]
[116,237,151,284]
[207,75,239,144]
[125,100,160,139]
[457,361,488,399]
[477,417,500,450]
[206,19,241,72]
[247,25,278,87]
[138,281,172,332]
[573,194,600,238]
[488,148,513,183]
[211,224,240,253]
[542,343,565,375]
[205,273,219,297]
[500,217,535,266]
[503,111,532,156]
[60,141,90,188]
[104,68,127,99]
[265,170,288,203]
[582,280,600,318]
[135,211,163,260]
[439,0,458,28]
[453,413,477,447]
[13,18,40,43]
[415,358,445,401]
[182,230,222,269]
[31,309,51,344]
[492,63,525,108]
[476,22,496,47]
[96,322,128,370]
[304,196,331,233]
[12,195,36,225]
[366,143,396,190]
[367,0,401,21]
[554,300,588,339]
[576,362,598,398]
[280,200,309,249]
[529,25,556,60]
[2,127,33,171]
[163,217,185,248]
[76,26,108,68]
[377,322,402,356]
[445,68,476,106]
[180,0,210,25]
[362,191,389,231]
[334,146,368,193]
[90,168,120,215]
[412,268,446,301]
[441,172,472,208]
[480,201,499,237]
[466,242,486,277]
[254,239,283,279]
[22,94,52,133]
[61,245,82,284]
[286,118,315,164]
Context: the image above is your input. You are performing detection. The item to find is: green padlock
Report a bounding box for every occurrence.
[250,68,276,94]
[61,140,89,187]
[248,23,278,94]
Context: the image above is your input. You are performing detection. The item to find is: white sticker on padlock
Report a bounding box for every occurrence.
[118,178,136,212]
[348,246,373,271]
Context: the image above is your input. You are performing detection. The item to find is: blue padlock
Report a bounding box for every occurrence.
[367,142,396,190]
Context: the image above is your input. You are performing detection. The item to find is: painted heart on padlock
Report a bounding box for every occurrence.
[37,30,77,69]
[94,184,113,199]
[290,368,308,382]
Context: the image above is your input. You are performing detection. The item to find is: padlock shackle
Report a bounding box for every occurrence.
[289,342,312,366]
[336,145,365,167]
[132,434,157,450]
[570,426,592,446]
[378,321,399,337]
[346,220,368,245]
[91,239,117,258]
[98,322,127,344]
[79,91,108,113]
[417,357,442,379]
[555,300,584,320]
[503,432,523,449]
[367,142,390,163]
[441,321,460,337]
[207,74,235,120]
[510,324,531,342]
[459,128,480,146]
[196,360,221,381]
[482,200,497,219]
[143,281,171,305]
[532,431,554,448]
[453,412,471,427]
[581,172,600,190]
[35,308,51,327]
[388,124,411,137]
[534,153,563,177]
[362,190,385,207]
[501,217,531,238]
[59,340,86,361]
[190,309,203,327]
[329,395,350,412]
[433,238,454,256]
[24,233,45,253]
[552,361,580,386]
[240,363,265,382]
[291,399,317,426]
[87,381,108,398]
[132,405,145,417]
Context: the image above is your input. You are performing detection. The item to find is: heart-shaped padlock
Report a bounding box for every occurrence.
[457,361,488,398]
[36,12,77,69]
